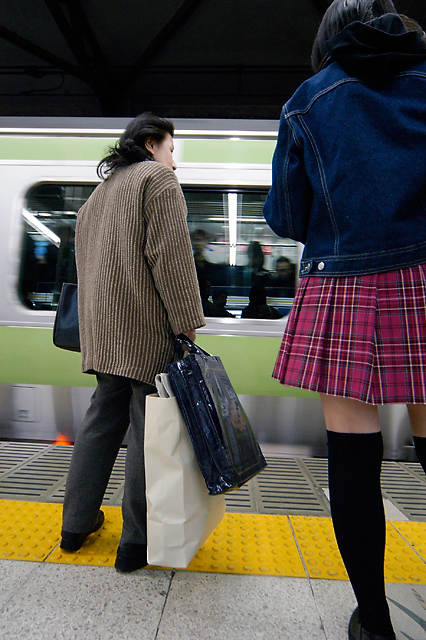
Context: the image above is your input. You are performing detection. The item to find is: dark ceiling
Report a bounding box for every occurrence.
[1,1,425,120]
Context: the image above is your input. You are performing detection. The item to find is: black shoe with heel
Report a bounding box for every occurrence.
[114,543,148,573]
[348,608,396,640]
[60,510,105,552]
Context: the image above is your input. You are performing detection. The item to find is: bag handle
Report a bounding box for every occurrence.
[175,334,211,358]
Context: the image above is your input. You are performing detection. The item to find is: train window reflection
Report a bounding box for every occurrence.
[20,183,95,309]
[186,189,298,318]
[19,184,298,315]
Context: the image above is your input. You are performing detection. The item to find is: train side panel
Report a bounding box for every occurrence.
[0,121,412,458]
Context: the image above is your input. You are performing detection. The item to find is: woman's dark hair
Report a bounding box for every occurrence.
[311,0,397,72]
[97,112,174,179]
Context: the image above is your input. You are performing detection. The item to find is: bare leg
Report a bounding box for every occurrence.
[321,394,394,637]
[407,404,426,437]
[321,394,380,433]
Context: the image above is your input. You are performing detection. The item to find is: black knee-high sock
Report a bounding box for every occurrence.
[327,430,394,637]
[413,436,426,475]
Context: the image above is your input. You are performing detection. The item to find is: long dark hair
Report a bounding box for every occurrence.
[97,112,174,179]
[311,0,397,72]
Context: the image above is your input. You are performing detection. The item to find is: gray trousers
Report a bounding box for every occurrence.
[62,372,156,546]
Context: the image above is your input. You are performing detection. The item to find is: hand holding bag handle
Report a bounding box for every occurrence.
[175,333,210,358]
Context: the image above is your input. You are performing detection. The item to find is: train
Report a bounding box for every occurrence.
[0,117,415,460]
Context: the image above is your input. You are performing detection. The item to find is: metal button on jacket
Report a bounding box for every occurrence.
[318,261,325,271]
[300,261,313,275]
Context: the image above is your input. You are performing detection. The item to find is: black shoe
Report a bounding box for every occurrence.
[348,608,396,640]
[114,543,148,573]
[60,510,105,552]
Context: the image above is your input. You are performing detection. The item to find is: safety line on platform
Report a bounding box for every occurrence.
[1,500,426,583]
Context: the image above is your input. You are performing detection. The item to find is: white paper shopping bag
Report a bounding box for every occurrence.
[144,374,225,568]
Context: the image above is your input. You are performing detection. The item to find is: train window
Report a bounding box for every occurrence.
[19,184,298,316]
[20,183,96,309]
[185,189,298,318]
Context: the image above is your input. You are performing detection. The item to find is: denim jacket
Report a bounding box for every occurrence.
[263,16,426,277]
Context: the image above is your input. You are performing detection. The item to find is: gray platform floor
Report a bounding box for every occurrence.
[0,560,425,640]
[1,442,426,638]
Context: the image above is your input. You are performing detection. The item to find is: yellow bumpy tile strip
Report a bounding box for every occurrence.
[48,506,123,566]
[185,513,305,577]
[289,516,348,580]
[0,500,62,562]
[391,521,426,560]
[290,516,426,584]
[1,500,426,583]
[386,522,426,583]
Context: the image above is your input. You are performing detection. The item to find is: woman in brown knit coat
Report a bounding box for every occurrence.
[60,113,205,572]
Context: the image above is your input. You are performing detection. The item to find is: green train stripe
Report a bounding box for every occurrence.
[0,136,275,165]
[0,326,315,398]
[0,327,92,387]
[0,136,115,161]
[182,139,275,164]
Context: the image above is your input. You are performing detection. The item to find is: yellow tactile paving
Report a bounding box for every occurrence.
[50,512,306,577]
[186,513,305,577]
[47,506,122,566]
[0,500,62,561]
[1,500,426,583]
[391,521,426,561]
[386,522,426,583]
[289,516,348,580]
[290,516,426,584]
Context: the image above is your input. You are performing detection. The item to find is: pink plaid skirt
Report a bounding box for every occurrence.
[273,265,426,405]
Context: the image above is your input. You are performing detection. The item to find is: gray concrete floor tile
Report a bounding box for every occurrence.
[0,560,40,610]
[156,572,327,640]
[311,580,426,640]
[310,579,357,640]
[386,583,426,640]
[0,563,172,640]
[1,559,425,640]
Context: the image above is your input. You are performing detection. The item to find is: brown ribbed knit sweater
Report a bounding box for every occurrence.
[75,160,205,384]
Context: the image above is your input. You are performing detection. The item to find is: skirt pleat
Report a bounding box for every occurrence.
[273,265,426,405]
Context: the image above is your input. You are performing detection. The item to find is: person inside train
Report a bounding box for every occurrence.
[240,284,281,320]
[191,228,216,282]
[263,2,426,639]
[19,237,60,307]
[245,241,271,292]
[198,278,216,316]
[37,243,59,290]
[271,256,296,298]
[59,112,205,573]
[211,289,234,317]
[20,234,40,307]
